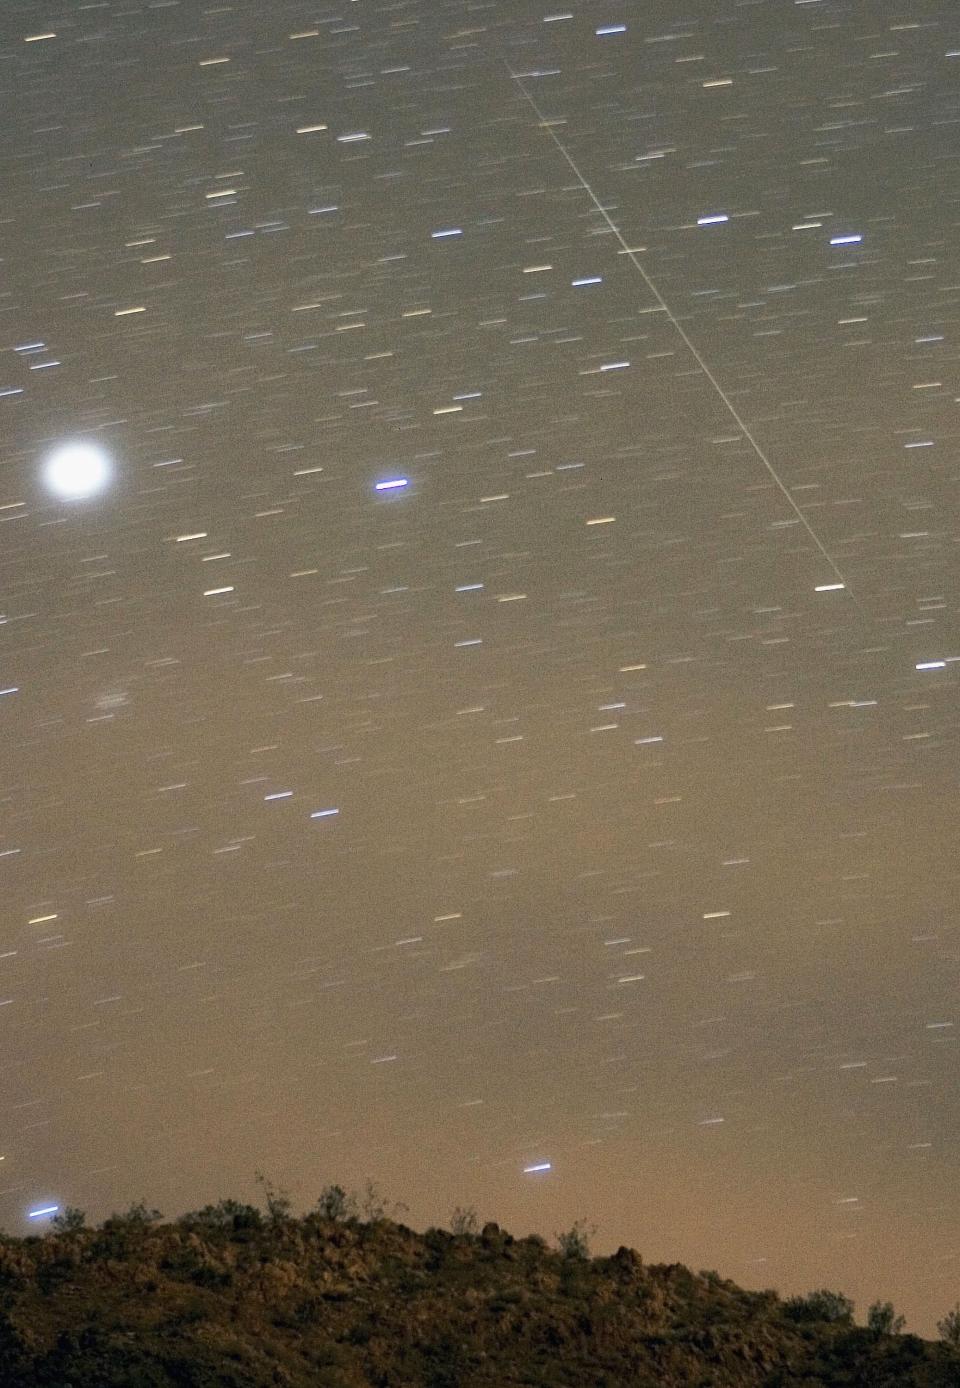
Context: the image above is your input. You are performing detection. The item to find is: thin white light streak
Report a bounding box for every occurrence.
[505,62,856,604]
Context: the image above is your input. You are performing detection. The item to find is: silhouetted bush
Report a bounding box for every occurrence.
[314,1179,407,1224]
[556,1219,595,1260]
[50,1206,86,1235]
[359,1179,408,1222]
[180,1200,262,1235]
[113,1201,163,1227]
[867,1298,906,1336]
[315,1184,357,1222]
[449,1204,479,1236]
[937,1302,960,1347]
[254,1172,292,1225]
[783,1288,855,1325]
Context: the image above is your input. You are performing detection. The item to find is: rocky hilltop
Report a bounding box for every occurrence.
[1,1193,959,1386]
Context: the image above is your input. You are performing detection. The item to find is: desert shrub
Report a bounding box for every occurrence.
[359,1180,407,1222]
[421,1331,477,1388]
[556,1220,595,1260]
[37,1257,77,1295]
[164,1296,207,1327]
[181,1199,262,1234]
[0,1307,27,1377]
[937,1302,960,1348]
[783,1289,854,1326]
[51,1206,86,1235]
[0,1262,25,1294]
[189,1262,232,1289]
[91,1202,163,1259]
[489,1288,523,1310]
[314,1179,406,1224]
[293,1295,325,1326]
[449,1205,479,1236]
[254,1172,293,1225]
[346,1317,375,1346]
[866,1299,905,1336]
[316,1184,357,1222]
[103,1201,163,1230]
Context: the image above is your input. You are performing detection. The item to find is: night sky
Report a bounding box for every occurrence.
[2,0,959,1336]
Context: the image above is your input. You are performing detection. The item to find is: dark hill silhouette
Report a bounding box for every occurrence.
[2,1186,959,1386]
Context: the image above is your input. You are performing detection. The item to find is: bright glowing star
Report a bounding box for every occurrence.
[697,214,729,225]
[815,582,845,592]
[264,791,293,801]
[28,1205,59,1219]
[375,478,409,491]
[431,228,463,239]
[916,661,946,671]
[523,1161,552,1174]
[830,234,862,245]
[596,24,627,34]
[41,442,113,500]
[310,807,339,819]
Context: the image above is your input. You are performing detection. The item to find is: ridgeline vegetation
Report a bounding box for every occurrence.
[1,1181,959,1386]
